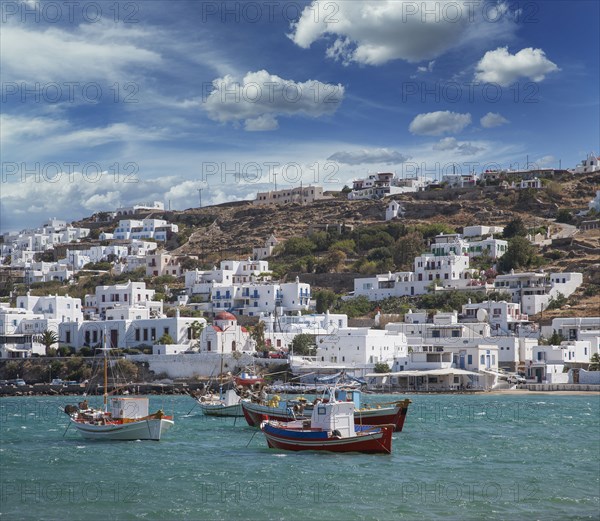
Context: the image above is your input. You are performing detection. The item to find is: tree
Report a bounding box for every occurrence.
[589,353,600,371]
[498,236,538,272]
[393,232,425,270]
[546,292,567,310]
[249,321,266,352]
[503,217,527,239]
[284,237,316,256]
[546,330,565,345]
[320,250,347,273]
[556,209,574,224]
[373,362,391,373]
[291,334,316,356]
[38,330,58,356]
[315,290,337,313]
[157,333,175,345]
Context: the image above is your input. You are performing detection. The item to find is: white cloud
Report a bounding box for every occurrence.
[203,70,344,131]
[289,1,517,65]
[0,114,69,143]
[1,24,161,83]
[327,148,411,165]
[417,60,436,73]
[480,112,509,128]
[534,155,555,167]
[474,47,559,87]
[432,137,484,156]
[409,111,471,136]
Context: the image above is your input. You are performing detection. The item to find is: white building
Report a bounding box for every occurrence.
[517,177,542,190]
[461,300,532,336]
[442,172,477,188]
[116,201,164,216]
[85,281,161,318]
[385,201,404,221]
[348,172,425,200]
[0,306,47,358]
[254,186,326,205]
[528,341,593,383]
[541,317,600,351]
[16,293,83,323]
[462,225,505,238]
[146,251,182,277]
[252,234,280,260]
[316,327,408,367]
[112,218,178,241]
[354,234,482,301]
[466,237,508,259]
[494,271,583,315]
[574,153,600,174]
[260,311,348,352]
[198,311,253,354]
[59,313,207,351]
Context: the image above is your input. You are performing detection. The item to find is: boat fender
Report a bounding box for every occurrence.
[64,404,78,415]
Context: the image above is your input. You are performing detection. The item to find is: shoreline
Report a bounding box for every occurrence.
[1,387,598,398]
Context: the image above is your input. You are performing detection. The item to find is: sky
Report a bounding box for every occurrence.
[1,0,599,232]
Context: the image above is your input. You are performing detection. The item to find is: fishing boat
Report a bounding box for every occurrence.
[260,399,394,454]
[234,371,264,387]
[64,341,174,441]
[242,389,410,432]
[196,388,243,417]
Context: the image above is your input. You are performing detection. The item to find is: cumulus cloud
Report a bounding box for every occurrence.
[203,70,344,131]
[480,112,509,128]
[327,148,411,165]
[409,111,471,136]
[474,47,559,86]
[432,137,484,155]
[289,1,517,65]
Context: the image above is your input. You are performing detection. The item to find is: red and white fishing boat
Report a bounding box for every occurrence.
[242,389,410,432]
[260,400,393,454]
[234,371,264,387]
[65,342,174,441]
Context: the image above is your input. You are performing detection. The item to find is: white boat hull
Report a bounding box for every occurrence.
[71,418,174,441]
[198,402,243,417]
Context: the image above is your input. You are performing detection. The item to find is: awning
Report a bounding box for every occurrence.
[365,368,480,378]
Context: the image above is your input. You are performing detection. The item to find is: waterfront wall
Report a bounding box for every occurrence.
[125,353,286,379]
[579,369,600,385]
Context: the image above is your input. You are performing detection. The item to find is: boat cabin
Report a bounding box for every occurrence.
[335,389,361,409]
[110,397,149,419]
[310,401,356,438]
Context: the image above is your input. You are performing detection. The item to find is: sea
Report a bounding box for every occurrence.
[0,393,598,521]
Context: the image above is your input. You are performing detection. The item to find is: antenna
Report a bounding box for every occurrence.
[197,188,203,208]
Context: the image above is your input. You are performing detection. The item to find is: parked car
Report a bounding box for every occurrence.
[51,379,64,385]
[11,379,27,386]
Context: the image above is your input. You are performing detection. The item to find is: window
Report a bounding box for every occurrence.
[143,329,148,341]
[135,329,140,341]
[207,341,212,351]
[467,355,472,365]
[432,330,440,338]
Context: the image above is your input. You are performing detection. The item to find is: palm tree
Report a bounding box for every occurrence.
[38,330,58,356]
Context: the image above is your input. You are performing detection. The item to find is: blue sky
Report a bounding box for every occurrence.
[1,0,599,232]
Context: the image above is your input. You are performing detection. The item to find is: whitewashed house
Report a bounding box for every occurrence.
[253,235,280,260]
[574,153,600,174]
[385,201,404,221]
[493,271,583,315]
[198,311,253,354]
[85,281,161,318]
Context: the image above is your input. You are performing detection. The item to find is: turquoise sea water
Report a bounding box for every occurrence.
[1,393,598,521]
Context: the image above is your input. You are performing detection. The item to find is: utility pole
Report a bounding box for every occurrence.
[197,188,203,208]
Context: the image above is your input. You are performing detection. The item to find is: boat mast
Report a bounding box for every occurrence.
[103,332,108,412]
